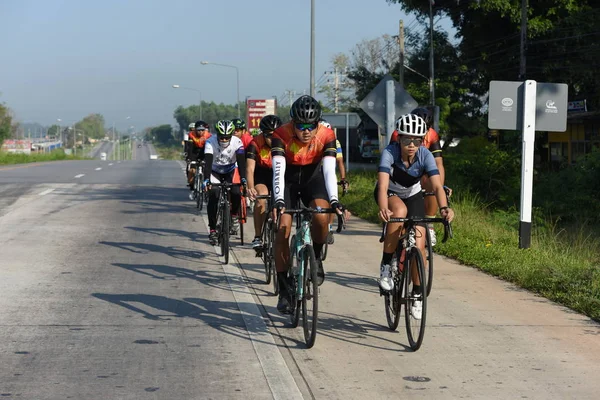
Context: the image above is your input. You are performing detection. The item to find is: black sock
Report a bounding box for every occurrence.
[413,284,421,295]
[381,252,394,265]
[277,272,288,294]
[313,243,323,259]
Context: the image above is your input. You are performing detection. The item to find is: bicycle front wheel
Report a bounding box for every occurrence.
[404,249,427,351]
[425,228,433,296]
[221,202,230,264]
[384,255,402,331]
[269,221,278,296]
[301,245,319,348]
[262,219,271,285]
[195,174,202,209]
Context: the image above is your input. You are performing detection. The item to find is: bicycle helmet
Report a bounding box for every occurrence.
[215,120,235,148]
[195,120,209,132]
[290,95,322,124]
[318,119,332,129]
[231,118,246,130]
[410,107,433,128]
[395,114,427,137]
[188,122,195,130]
[259,115,282,134]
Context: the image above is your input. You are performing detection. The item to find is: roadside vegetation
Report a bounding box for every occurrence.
[0,149,89,165]
[344,138,600,322]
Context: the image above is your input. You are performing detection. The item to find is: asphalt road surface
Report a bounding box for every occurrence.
[0,146,599,399]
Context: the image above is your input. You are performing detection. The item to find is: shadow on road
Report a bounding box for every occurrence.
[99,241,205,261]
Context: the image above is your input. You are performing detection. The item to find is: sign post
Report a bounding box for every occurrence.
[488,80,568,248]
[246,99,277,133]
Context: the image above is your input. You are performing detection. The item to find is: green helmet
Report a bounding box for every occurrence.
[231,118,246,130]
[215,120,235,148]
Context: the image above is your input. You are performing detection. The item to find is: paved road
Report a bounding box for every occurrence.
[0,151,598,399]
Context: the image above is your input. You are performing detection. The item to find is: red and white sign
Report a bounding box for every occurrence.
[1,140,32,154]
[246,99,277,131]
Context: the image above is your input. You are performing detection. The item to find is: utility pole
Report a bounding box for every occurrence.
[519,0,528,80]
[399,19,404,88]
[310,0,315,96]
[334,66,339,113]
[286,90,296,107]
[429,0,435,106]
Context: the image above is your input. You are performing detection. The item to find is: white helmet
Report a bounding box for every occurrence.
[188,122,195,130]
[395,114,427,137]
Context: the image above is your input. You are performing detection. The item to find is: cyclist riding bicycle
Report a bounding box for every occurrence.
[187,120,211,200]
[390,107,447,246]
[376,113,454,319]
[246,114,282,251]
[231,118,254,150]
[203,120,247,245]
[271,95,345,314]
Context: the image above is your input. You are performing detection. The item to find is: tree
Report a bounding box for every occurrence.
[149,124,175,145]
[387,0,600,108]
[74,113,105,140]
[0,102,13,146]
[318,53,355,112]
[173,101,248,133]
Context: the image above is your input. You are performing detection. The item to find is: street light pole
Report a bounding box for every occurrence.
[310,0,315,97]
[201,61,240,118]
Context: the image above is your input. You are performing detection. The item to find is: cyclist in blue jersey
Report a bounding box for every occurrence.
[375,114,454,319]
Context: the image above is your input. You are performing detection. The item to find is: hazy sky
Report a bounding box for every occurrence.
[1,0,445,131]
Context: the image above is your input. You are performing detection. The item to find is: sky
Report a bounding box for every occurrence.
[1,0,448,131]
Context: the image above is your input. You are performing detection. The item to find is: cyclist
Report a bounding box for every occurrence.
[186,121,211,200]
[271,95,345,314]
[376,113,454,319]
[319,118,349,245]
[231,118,254,149]
[246,115,282,251]
[202,120,247,245]
[390,107,446,246]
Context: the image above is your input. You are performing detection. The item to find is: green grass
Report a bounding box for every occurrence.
[345,171,600,322]
[0,149,88,164]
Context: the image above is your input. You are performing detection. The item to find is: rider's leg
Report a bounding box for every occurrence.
[275,212,292,313]
[422,175,438,246]
[253,183,269,239]
[207,174,220,231]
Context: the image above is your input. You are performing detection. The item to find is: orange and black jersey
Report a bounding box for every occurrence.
[271,122,337,183]
[271,122,337,165]
[390,127,442,157]
[246,135,272,169]
[189,131,211,149]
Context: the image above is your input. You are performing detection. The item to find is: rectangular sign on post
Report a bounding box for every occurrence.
[246,99,277,132]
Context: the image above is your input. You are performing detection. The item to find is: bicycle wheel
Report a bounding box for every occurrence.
[384,254,402,331]
[270,221,278,296]
[321,242,328,261]
[221,201,230,264]
[301,245,319,348]
[262,218,271,285]
[404,249,427,351]
[289,236,301,328]
[425,228,433,297]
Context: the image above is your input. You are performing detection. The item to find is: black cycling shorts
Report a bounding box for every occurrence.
[254,166,273,190]
[283,168,329,209]
[373,186,425,224]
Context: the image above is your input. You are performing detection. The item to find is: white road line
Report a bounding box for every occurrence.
[200,213,303,400]
[74,174,85,178]
[39,188,55,196]
[95,167,102,171]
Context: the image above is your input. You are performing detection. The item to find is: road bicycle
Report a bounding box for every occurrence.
[379,216,452,351]
[277,200,345,348]
[212,182,245,264]
[255,194,277,295]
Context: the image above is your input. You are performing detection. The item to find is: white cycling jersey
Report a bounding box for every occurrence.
[204,135,244,175]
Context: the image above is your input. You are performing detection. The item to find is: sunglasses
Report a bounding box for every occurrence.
[295,123,318,131]
[196,128,208,132]
[400,137,423,146]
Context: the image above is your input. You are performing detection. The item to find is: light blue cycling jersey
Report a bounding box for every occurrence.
[378,143,439,199]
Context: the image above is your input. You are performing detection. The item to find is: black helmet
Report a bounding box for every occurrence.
[259,115,282,134]
[290,95,322,124]
[195,120,209,131]
[410,107,433,128]
[231,118,246,130]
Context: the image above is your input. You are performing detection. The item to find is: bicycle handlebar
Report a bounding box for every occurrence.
[379,217,453,244]
[282,207,345,233]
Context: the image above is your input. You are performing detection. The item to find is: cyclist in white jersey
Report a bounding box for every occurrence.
[203,120,247,245]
